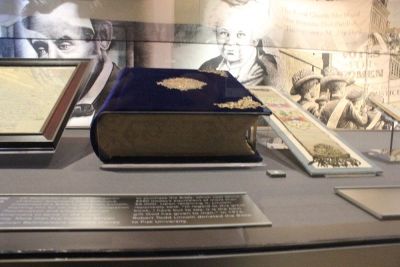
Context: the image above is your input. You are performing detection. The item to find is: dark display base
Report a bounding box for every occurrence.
[0,129,399,266]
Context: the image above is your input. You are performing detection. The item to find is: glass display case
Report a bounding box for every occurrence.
[0,1,400,266]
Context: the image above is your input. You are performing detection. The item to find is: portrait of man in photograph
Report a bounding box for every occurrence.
[200,0,282,88]
[15,0,119,127]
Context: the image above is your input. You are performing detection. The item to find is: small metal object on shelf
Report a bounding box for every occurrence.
[266,169,286,178]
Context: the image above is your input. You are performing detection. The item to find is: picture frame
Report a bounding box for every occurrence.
[249,86,382,177]
[0,59,95,153]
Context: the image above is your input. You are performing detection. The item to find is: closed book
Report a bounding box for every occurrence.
[90,68,271,164]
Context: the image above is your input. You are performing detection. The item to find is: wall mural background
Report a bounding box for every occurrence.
[0,0,399,129]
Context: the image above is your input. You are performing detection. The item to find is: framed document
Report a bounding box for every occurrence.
[0,59,94,153]
[249,86,382,177]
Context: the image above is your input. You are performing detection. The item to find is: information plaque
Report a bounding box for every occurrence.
[0,193,271,230]
[335,186,400,220]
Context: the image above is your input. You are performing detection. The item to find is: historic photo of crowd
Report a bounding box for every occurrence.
[194,0,399,130]
[284,0,400,130]
[193,0,400,130]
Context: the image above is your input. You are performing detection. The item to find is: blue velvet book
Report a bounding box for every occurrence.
[90,67,271,164]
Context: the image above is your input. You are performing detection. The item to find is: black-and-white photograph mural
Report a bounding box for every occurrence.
[133,0,283,89]
[1,0,399,130]
[1,0,127,127]
[278,49,395,130]
[198,0,372,52]
[315,0,400,130]
[198,0,282,87]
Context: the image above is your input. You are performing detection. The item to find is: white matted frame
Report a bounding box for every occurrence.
[249,86,382,177]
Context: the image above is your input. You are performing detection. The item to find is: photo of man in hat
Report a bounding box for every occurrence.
[315,94,329,115]
[343,85,368,129]
[290,69,321,117]
[319,67,368,129]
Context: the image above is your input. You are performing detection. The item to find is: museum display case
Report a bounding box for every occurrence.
[0,0,400,266]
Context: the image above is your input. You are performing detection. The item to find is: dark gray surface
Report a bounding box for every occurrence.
[0,129,399,255]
